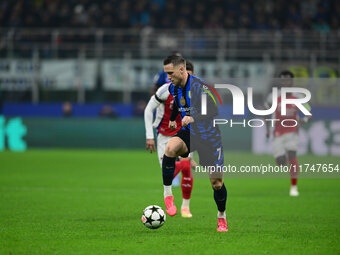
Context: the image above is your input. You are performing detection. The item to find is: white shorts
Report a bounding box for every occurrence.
[157,133,171,166]
[156,133,193,167]
[272,132,299,158]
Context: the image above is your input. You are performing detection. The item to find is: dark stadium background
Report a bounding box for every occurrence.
[0,1,339,254]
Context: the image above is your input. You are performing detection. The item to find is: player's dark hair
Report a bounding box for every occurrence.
[279,70,294,78]
[163,55,186,67]
[186,60,194,73]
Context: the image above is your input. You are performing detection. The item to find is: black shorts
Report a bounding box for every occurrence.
[174,129,191,157]
[174,128,224,168]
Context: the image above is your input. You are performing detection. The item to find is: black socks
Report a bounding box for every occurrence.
[213,183,227,212]
[162,155,176,185]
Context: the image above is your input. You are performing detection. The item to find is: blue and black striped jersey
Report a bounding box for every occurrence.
[168,74,219,138]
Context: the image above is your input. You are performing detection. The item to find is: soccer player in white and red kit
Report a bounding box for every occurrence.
[265,71,311,196]
[144,61,195,217]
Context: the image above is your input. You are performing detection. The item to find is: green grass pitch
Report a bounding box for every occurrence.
[0,150,339,255]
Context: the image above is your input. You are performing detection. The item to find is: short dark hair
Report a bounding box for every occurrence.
[186,60,194,73]
[279,70,294,78]
[163,55,186,67]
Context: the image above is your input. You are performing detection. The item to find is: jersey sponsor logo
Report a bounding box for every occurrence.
[178,107,193,112]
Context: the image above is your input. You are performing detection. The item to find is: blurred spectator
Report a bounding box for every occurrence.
[330,16,339,30]
[313,17,330,33]
[99,104,117,118]
[62,101,73,117]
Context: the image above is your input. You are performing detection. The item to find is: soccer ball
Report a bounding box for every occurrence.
[141,205,166,229]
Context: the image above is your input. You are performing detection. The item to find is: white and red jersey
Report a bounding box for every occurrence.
[265,92,299,137]
[144,83,181,139]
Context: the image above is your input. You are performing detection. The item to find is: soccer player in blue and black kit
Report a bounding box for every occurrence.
[161,55,228,232]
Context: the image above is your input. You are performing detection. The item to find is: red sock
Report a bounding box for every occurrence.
[289,158,298,186]
[180,160,193,199]
[174,161,183,178]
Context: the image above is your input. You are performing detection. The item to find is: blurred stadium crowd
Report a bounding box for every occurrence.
[0,0,339,31]
[0,0,339,115]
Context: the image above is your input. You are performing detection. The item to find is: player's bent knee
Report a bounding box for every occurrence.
[164,144,176,157]
[213,183,223,190]
[211,179,223,190]
[165,137,184,157]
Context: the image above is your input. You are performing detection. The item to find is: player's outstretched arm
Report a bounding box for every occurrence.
[299,116,312,126]
[146,138,156,153]
[169,100,180,130]
[144,95,161,152]
[298,103,312,126]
